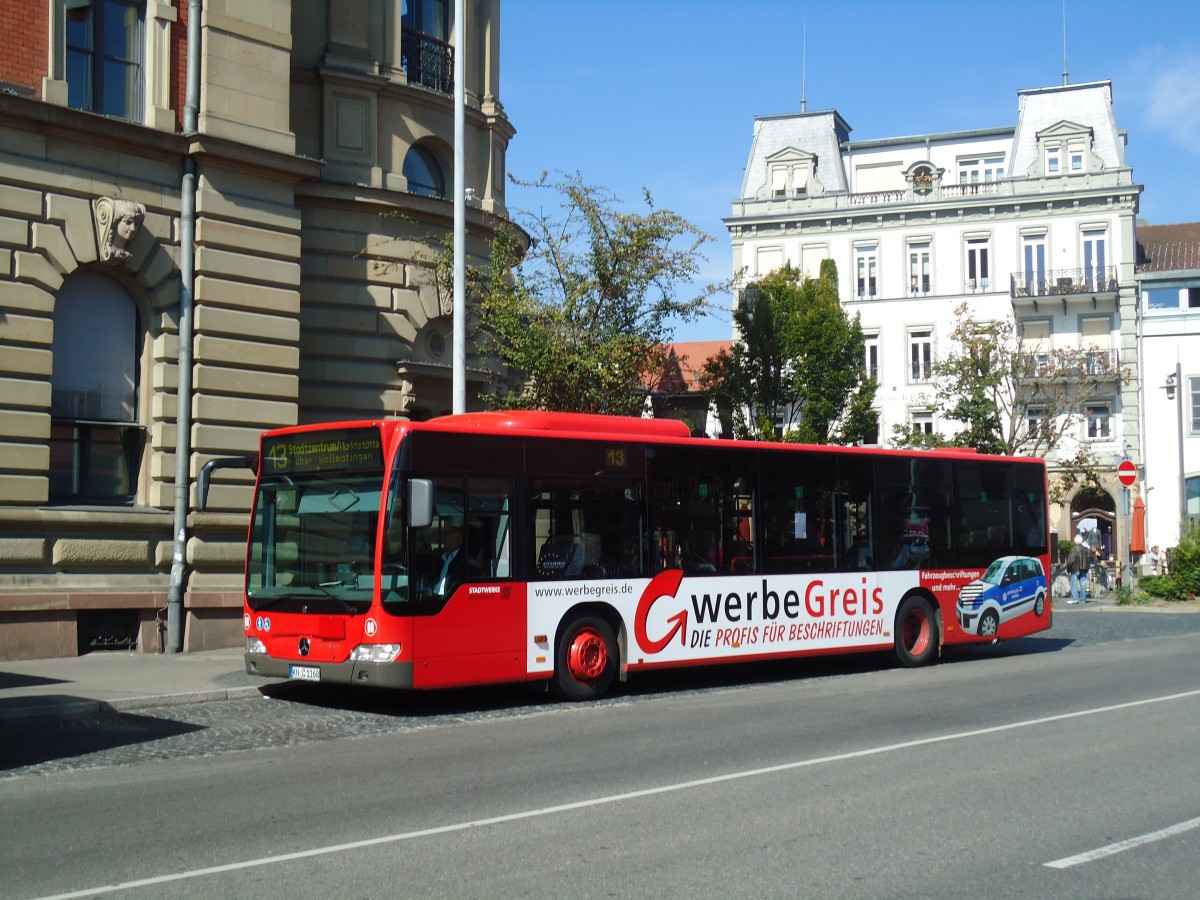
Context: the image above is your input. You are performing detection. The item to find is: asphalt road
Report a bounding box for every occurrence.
[2,607,1198,899]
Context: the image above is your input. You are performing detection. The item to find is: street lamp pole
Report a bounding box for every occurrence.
[451,0,466,415]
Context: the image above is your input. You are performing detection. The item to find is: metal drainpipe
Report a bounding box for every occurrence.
[166,0,202,652]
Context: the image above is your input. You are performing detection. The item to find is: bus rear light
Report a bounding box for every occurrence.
[349,643,402,663]
[246,637,266,654]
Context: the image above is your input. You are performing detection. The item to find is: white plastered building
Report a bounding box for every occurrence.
[1134,224,1200,556]
[726,80,1143,560]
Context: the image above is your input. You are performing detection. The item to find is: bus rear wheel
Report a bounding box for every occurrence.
[894,595,938,667]
[553,616,618,701]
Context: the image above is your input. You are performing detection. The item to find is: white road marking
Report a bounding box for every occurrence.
[1044,815,1200,869]
[34,688,1200,899]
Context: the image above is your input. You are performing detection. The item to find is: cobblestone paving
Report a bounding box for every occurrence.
[0,688,569,779]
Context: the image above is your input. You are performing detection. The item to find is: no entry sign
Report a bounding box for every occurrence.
[1117,459,1137,487]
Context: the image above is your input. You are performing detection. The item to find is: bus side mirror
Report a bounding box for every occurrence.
[197,454,258,510]
[409,478,434,528]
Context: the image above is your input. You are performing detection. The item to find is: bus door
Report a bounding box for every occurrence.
[407,472,524,687]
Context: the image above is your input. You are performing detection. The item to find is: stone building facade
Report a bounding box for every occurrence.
[0,0,513,659]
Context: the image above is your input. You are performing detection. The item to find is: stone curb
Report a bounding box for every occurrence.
[0,686,265,722]
[1095,604,1200,614]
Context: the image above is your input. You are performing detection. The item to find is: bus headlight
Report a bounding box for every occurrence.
[349,643,402,663]
[246,636,266,654]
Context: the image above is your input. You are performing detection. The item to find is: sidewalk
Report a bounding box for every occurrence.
[0,647,265,722]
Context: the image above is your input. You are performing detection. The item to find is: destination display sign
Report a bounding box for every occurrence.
[260,427,383,475]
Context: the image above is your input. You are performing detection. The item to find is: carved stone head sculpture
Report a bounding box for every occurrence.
[95,197,146,264]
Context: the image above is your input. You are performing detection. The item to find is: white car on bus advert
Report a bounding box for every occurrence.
[955,555,1047,637]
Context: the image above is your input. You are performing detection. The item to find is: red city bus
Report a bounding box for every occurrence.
[216,411,1051,700]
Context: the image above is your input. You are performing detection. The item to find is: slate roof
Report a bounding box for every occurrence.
[1009,81,1124,176]
[739,110,852,199]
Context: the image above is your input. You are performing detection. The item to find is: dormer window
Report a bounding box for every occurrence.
[771,166,787,197]
[764,148,818,200]
[1069,140,1085,172]
[1046,146,1061,175]
[770,164,810,198]
[1037,121,1093,177]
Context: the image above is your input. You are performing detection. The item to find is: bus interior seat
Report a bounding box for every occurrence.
[537,533,600,579]
[730,555,754,575]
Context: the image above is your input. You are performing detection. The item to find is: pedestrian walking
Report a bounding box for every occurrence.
[1067,535,1091,604]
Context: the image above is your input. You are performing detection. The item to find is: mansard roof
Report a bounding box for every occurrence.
[739,110,852,199]
[1010,81,1125,175]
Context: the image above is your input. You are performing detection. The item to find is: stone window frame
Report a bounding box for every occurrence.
[44,0,178,131]
[907,326,934,384]
[1083,401,1113,441]
[49,268,151,506]
[402,141,448,199]
[853,241,879,300]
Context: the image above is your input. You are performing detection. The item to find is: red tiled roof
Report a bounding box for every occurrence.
[644,340,732,393]
[670,341,731,389]
[1136,222,1200,273]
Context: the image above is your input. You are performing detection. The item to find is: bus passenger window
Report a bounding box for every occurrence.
[531,478,646,580]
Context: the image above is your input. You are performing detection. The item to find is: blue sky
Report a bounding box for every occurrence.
[500,0,1200,341]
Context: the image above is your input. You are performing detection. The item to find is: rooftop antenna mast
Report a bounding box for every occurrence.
[1062,0,1069,85]
[800,19,807,112]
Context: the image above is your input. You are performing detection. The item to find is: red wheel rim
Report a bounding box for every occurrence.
[566,627,608,682]
[902,607,931,656]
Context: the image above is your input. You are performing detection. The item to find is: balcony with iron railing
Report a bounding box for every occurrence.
[401,28,453,94]
[1082,348,1122,378]
[1010,266,1118,303]
[1019,348,1122,380]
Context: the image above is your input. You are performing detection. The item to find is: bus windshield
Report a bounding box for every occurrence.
[247,471,383,613]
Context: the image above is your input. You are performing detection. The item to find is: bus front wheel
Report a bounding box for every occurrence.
[894,595,938,667]
[553,616,618,701]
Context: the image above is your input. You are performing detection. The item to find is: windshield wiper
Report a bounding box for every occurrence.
[249,583,365,615]
[312,581,366,615]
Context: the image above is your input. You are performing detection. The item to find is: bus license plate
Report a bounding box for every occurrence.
[289,665,321,682]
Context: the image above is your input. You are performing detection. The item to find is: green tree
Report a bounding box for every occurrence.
[478,173,724,415]
[702,261,877,443]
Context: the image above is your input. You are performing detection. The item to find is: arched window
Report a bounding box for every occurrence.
[403,144,446,199]
[49,271,144,504]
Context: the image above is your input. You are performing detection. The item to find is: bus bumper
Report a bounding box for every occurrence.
[245,652,415,689]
